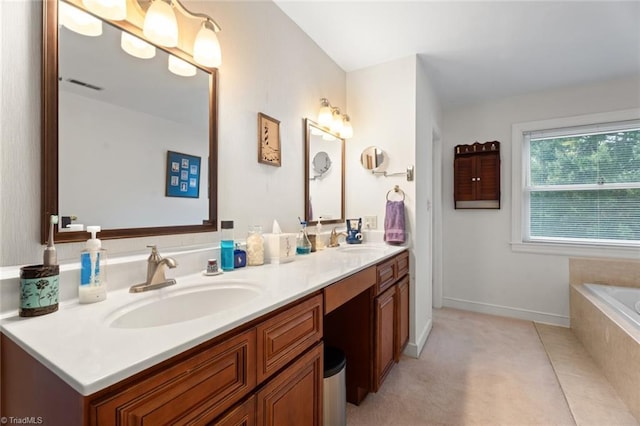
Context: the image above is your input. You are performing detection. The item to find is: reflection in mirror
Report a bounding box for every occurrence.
[305,119,345,225]
[360,146,387,171]
[42,0,218,243]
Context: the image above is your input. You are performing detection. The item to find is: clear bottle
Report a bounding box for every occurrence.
[247,225,264,266]
[220,220,234,271]
[79,226,107,304]
[296,221,312,255]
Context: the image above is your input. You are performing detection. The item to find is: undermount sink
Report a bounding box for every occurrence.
[336,245,387,255]
[108,281,263,329]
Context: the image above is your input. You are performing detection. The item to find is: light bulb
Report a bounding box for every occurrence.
[83,0,126,20]
[121,32,156,59]
[59,2,103,37]
[143,0,178,47]
[330,112,343,135]
[168,55,196,77]
[193,21,222,68]
[341,119,353,139]
[318,99,333,128]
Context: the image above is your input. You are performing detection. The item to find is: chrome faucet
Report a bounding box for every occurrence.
[328,227,347,248]
[129,245,178,293]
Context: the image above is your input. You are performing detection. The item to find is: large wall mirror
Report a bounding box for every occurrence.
[42,0,218,243]
[304,119,345,225]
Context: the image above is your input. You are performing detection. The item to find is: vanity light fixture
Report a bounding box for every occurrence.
[83,0,126,21]
[168,54,197,77]
[143,0,179,47]
[121,32,156,59]
[59,1,103,37]
[142,0,223,68]
[316,98,353,139]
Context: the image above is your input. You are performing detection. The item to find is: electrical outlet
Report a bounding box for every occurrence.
[364,215,377,230]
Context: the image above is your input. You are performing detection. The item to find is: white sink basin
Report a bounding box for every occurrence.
[108,281,263,329]
[336,245,387,255]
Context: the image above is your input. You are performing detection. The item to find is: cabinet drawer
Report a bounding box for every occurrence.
[91,329,256,425]
[256,294,323,384]
[376,258,397,295]
[324,266,376,314]
[396,251,409,279]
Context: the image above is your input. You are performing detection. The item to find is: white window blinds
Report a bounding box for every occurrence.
[524,122,640,245]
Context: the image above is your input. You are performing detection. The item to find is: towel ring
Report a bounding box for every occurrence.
[386,185,405,201]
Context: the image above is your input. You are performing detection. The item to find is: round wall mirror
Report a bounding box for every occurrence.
[312,151,332,176]
[360,146,387,171]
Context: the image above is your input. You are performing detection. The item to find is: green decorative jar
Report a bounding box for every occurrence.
[19,264,59,317]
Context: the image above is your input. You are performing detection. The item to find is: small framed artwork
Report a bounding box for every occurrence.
[258,112,281,167]
[166,150,201,198]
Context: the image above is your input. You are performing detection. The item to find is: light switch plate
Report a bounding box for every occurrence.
[364,216,377,230]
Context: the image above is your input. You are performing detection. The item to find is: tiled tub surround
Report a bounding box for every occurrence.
[1,238,405,396]
[570,257,640,421]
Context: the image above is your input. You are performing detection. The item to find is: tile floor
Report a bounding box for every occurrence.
[346,308,638,426]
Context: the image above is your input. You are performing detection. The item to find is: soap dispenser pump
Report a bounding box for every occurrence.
[79,226,107,304]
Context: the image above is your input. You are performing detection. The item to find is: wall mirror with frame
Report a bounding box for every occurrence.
[304,119,345,225]
[42,0,218,243]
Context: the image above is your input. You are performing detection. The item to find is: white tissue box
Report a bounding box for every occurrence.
[263,233,297,264]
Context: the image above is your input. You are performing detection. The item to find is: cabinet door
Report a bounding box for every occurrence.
[454,156,475,201]
[374,286,396,391]
[256,343,323,426]
[212,396,256,426]
[476,153,500,201]
[395,276,410,361]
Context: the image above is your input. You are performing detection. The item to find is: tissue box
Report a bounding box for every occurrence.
[263,233,297,264]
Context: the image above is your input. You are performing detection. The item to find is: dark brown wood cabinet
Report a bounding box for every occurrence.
[454,141,500,209]
[256,343,323,426]
[396,275,410,361]
[212,396,256,426]
[373,251,410,391]
[374,286,396,391]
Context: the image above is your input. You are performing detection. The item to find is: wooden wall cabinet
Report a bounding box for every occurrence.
[454,141,500,209]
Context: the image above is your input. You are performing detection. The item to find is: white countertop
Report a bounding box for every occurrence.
[1,243,406,396]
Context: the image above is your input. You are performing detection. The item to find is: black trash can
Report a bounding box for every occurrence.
[323,346,346,426]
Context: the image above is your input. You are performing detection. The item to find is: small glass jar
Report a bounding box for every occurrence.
[247,225,264,266]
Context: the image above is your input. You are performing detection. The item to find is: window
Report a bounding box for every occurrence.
[511,110,640,258]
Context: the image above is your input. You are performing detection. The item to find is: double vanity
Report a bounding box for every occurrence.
[1,244,410,425]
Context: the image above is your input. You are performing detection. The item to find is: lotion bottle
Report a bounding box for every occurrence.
[79,226,107,304]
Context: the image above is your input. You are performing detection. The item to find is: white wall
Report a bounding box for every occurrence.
[347,55,442,356]
[0,0,345,266]
[441,75,640,326]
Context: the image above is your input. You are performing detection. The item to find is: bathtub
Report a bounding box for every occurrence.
[571,282,640,421]
[583,283,640,330]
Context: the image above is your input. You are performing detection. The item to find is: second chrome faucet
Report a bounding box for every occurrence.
[129,245,178,293]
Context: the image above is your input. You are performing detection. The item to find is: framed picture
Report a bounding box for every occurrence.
[258,112,281,167]
[166,151,201,198]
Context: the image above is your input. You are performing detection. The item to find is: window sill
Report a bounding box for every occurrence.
[510,241,640,259]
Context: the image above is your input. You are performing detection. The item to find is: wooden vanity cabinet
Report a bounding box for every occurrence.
[373,251,410,391]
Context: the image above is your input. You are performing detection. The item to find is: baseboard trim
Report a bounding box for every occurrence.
[404,317,432,358]
[442,297,570,327]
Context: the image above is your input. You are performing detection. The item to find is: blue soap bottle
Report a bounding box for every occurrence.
[221,220,234,271]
